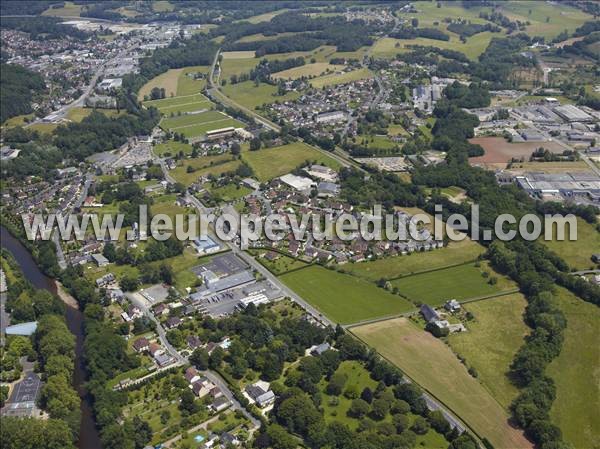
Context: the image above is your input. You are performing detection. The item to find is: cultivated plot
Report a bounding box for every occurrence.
[353,317,532,449]
[279,265,414,324]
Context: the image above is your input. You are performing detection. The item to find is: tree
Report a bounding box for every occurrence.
[166,329,183,347]
[348,398,370,418]
[392,413,410,433]
[209,346,225,369]
[250,137,262,151]
[371,397,391,420]
[120,275,139,292]
[361,387,373,404]
[411,416,430,435]
[326,372,347,396]
[428,410,451,434]
[231,142,241,155]
[411,18,419,27]
[189,348,209,370]
[265,424,297,449]
[179,389,198,415]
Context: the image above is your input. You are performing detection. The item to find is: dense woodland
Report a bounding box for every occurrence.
[0,64,45,123]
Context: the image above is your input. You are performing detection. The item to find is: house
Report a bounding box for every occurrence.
[95,273,115,287]
[187,335,202,350]
[220,432,240,446]
[185,367,200,384]
[444,299,461,312]
[211,396,230,412]
[106,288,124,302]
[165,317,182,329]
[317,182,340,198]
[132,337,150,353]
[148,343,162,357]
[420,304,440,323]
[154,352,174,368]
[153,303,168,316]
[245,381,275,408]
[91,253,110,267]
[311,342,331,356]
[192,378,215,398]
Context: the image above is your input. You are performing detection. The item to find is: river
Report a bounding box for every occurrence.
[1,226,102,449]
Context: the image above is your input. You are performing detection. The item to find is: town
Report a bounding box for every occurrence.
[1,2,599,449]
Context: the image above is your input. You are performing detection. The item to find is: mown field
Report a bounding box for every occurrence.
[279,265,414,324]
[169,154,240,186]
[448,293,529,409]
[176,65,209,96]
[353,317,532,449]
[221,81,301,110]
[546,288,600,449]
[145,93,212,115]
[138,68,183,101]
[310,67,373,88]
[390,262,517,305]
[66,107,126,122]
[241,141,341,182]
[540,217,600,271]
[271,62,344,80]
[153,140,193,157]
[341,239,484,281]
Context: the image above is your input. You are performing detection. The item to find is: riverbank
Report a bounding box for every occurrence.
[56,281,79,309]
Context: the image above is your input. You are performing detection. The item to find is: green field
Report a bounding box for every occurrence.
[252,250,309,275]
[272,62,344,80]
[42,1,82,16]
[547,288,600,449]
[540,217,600,271]
[145,93,212,115]
[176,65,209,96]
[170,155,240,187]
[220,58,261,80]
[66,107,126,122]
[153,140,193,157]
[448,293,529,409]
[391,263,516,305]
[221,81,301,110]
[353,318,532,449]
[310,67,373,88]
[208,183,252,202]
[342,239,484,281]
[279,265,414,324]
[161,110,245,139]
[241,141,341,182]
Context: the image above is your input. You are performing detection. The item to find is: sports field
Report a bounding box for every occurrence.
[310,67,373,88]
[448,293,529,409]
[391,262,515,305]
[547,288,600,449]
[241,141,341,182]
[138,68,183,101]
[342,239,484,281]
[145,93,213,115]
[221,81,301,110]
[271,63,344,80]
[540,217,600,271]
[353,318,532,449]
[160,110,245,139]
[279,265,414,324]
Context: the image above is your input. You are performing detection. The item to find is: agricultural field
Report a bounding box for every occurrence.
[176,65,209,96]
[271,62,344,80]
[138,68,183,101]
[42,1,82,16]
[239,9,289,24]
[241,141,341,182]
[341,239,485,281]
[448,293,530,409]
[145,93,213,115]
[161,110,245,139]
[221,81,301,110]
[540,217,600,271]
[279,265,414,324]
[66,107,126,122]
[310,67,373,89]
[506,160,591,174]
[219,57,261,80]
[353,317,532,449]
[547,288,600,449]
[27,122,58,134]
[469,137,565,167]
[153,140,194,157]
[221,51,256,59]
[169,155,240,187]
[390,262,517,306]
[1,113,34,128]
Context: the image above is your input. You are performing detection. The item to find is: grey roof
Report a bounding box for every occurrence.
[256,390,275,406]
[420,304,439,322]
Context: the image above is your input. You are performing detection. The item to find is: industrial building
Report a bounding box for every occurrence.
[515,172,600,206]
[315,110,346,124]
[553,104,594,123]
